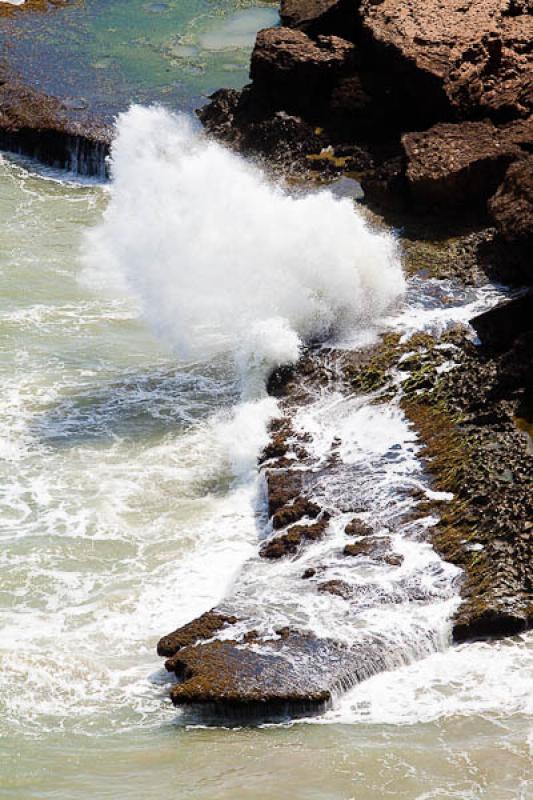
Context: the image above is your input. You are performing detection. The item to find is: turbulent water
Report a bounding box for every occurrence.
[1,115,532,799]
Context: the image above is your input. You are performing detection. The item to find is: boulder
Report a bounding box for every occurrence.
[360,0,533,123]
[0,68,110,176]
[402,120,528,211]
[489,155,533,242]
[471,292,533,350]
[250,27,356,118]
[280,0,359,39]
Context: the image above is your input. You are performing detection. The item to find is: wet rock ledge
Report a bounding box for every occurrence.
[0,2,111,175]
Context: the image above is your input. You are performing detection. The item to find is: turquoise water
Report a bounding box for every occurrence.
[0,0,279,118]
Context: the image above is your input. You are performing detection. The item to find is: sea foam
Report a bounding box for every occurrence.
[82,105,404,385]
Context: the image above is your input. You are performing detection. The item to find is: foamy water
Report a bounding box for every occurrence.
[1,133,531,800]
[82,106,404,384]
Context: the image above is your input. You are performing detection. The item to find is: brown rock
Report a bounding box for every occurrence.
[360,0,533,122]
[343,537,404,566]
[167,632,351,713]
[250,27,356,117]
[280,0,359,38]
[261,514,330,558]
[265,469,303,517]
[272,496,322,529]
[302,567,317,579]
[317,579,353,598]
[345,518,374,536]
[0,68,110,176]
[157,610,237,658]
[489,155,533,242]
[402,121,526,211]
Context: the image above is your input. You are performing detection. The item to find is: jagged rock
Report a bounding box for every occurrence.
[196,88,243,144]
[343,537,404,566]
[265,469,303,517]
[261,514,331,558]
[471,292,533,350]
[280,0,359,39]
[360,0,533,122]
[249,27,356,117]
[345,518,374,536]
[271,496,322,529]
[157,610,237,657]
[489,155,533,242]
[402,121,529,212]
[317,579,353,598]
[0,67,110,176]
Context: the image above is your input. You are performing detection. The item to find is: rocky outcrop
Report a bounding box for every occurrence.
[360,0,533,122]
[471,292,533,349]
[166,632,342,714]
[399,328,533,642]
[199,0,533,225]
[0,68,111,176]
[489,155,533,242]
[402,119,532,212]
[249,27,356,118]
[157,611,237,658]
[280,0,359,38]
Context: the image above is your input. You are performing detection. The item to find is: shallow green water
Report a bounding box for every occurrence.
[1,0,278,117]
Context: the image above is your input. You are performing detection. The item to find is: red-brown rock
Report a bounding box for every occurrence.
[280,0,359,39]
[489,155,533,242]
[250,27,356,117]
[360,0,533,122]
[402,120,530,211]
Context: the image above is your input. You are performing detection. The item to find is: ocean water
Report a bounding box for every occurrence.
[1,4,532,797]
[0,0,279,118]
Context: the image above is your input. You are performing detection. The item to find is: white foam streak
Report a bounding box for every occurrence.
[322,632,533,725]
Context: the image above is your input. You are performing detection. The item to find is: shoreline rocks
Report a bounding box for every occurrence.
[0,67,111,176]
[199,0,532,242]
